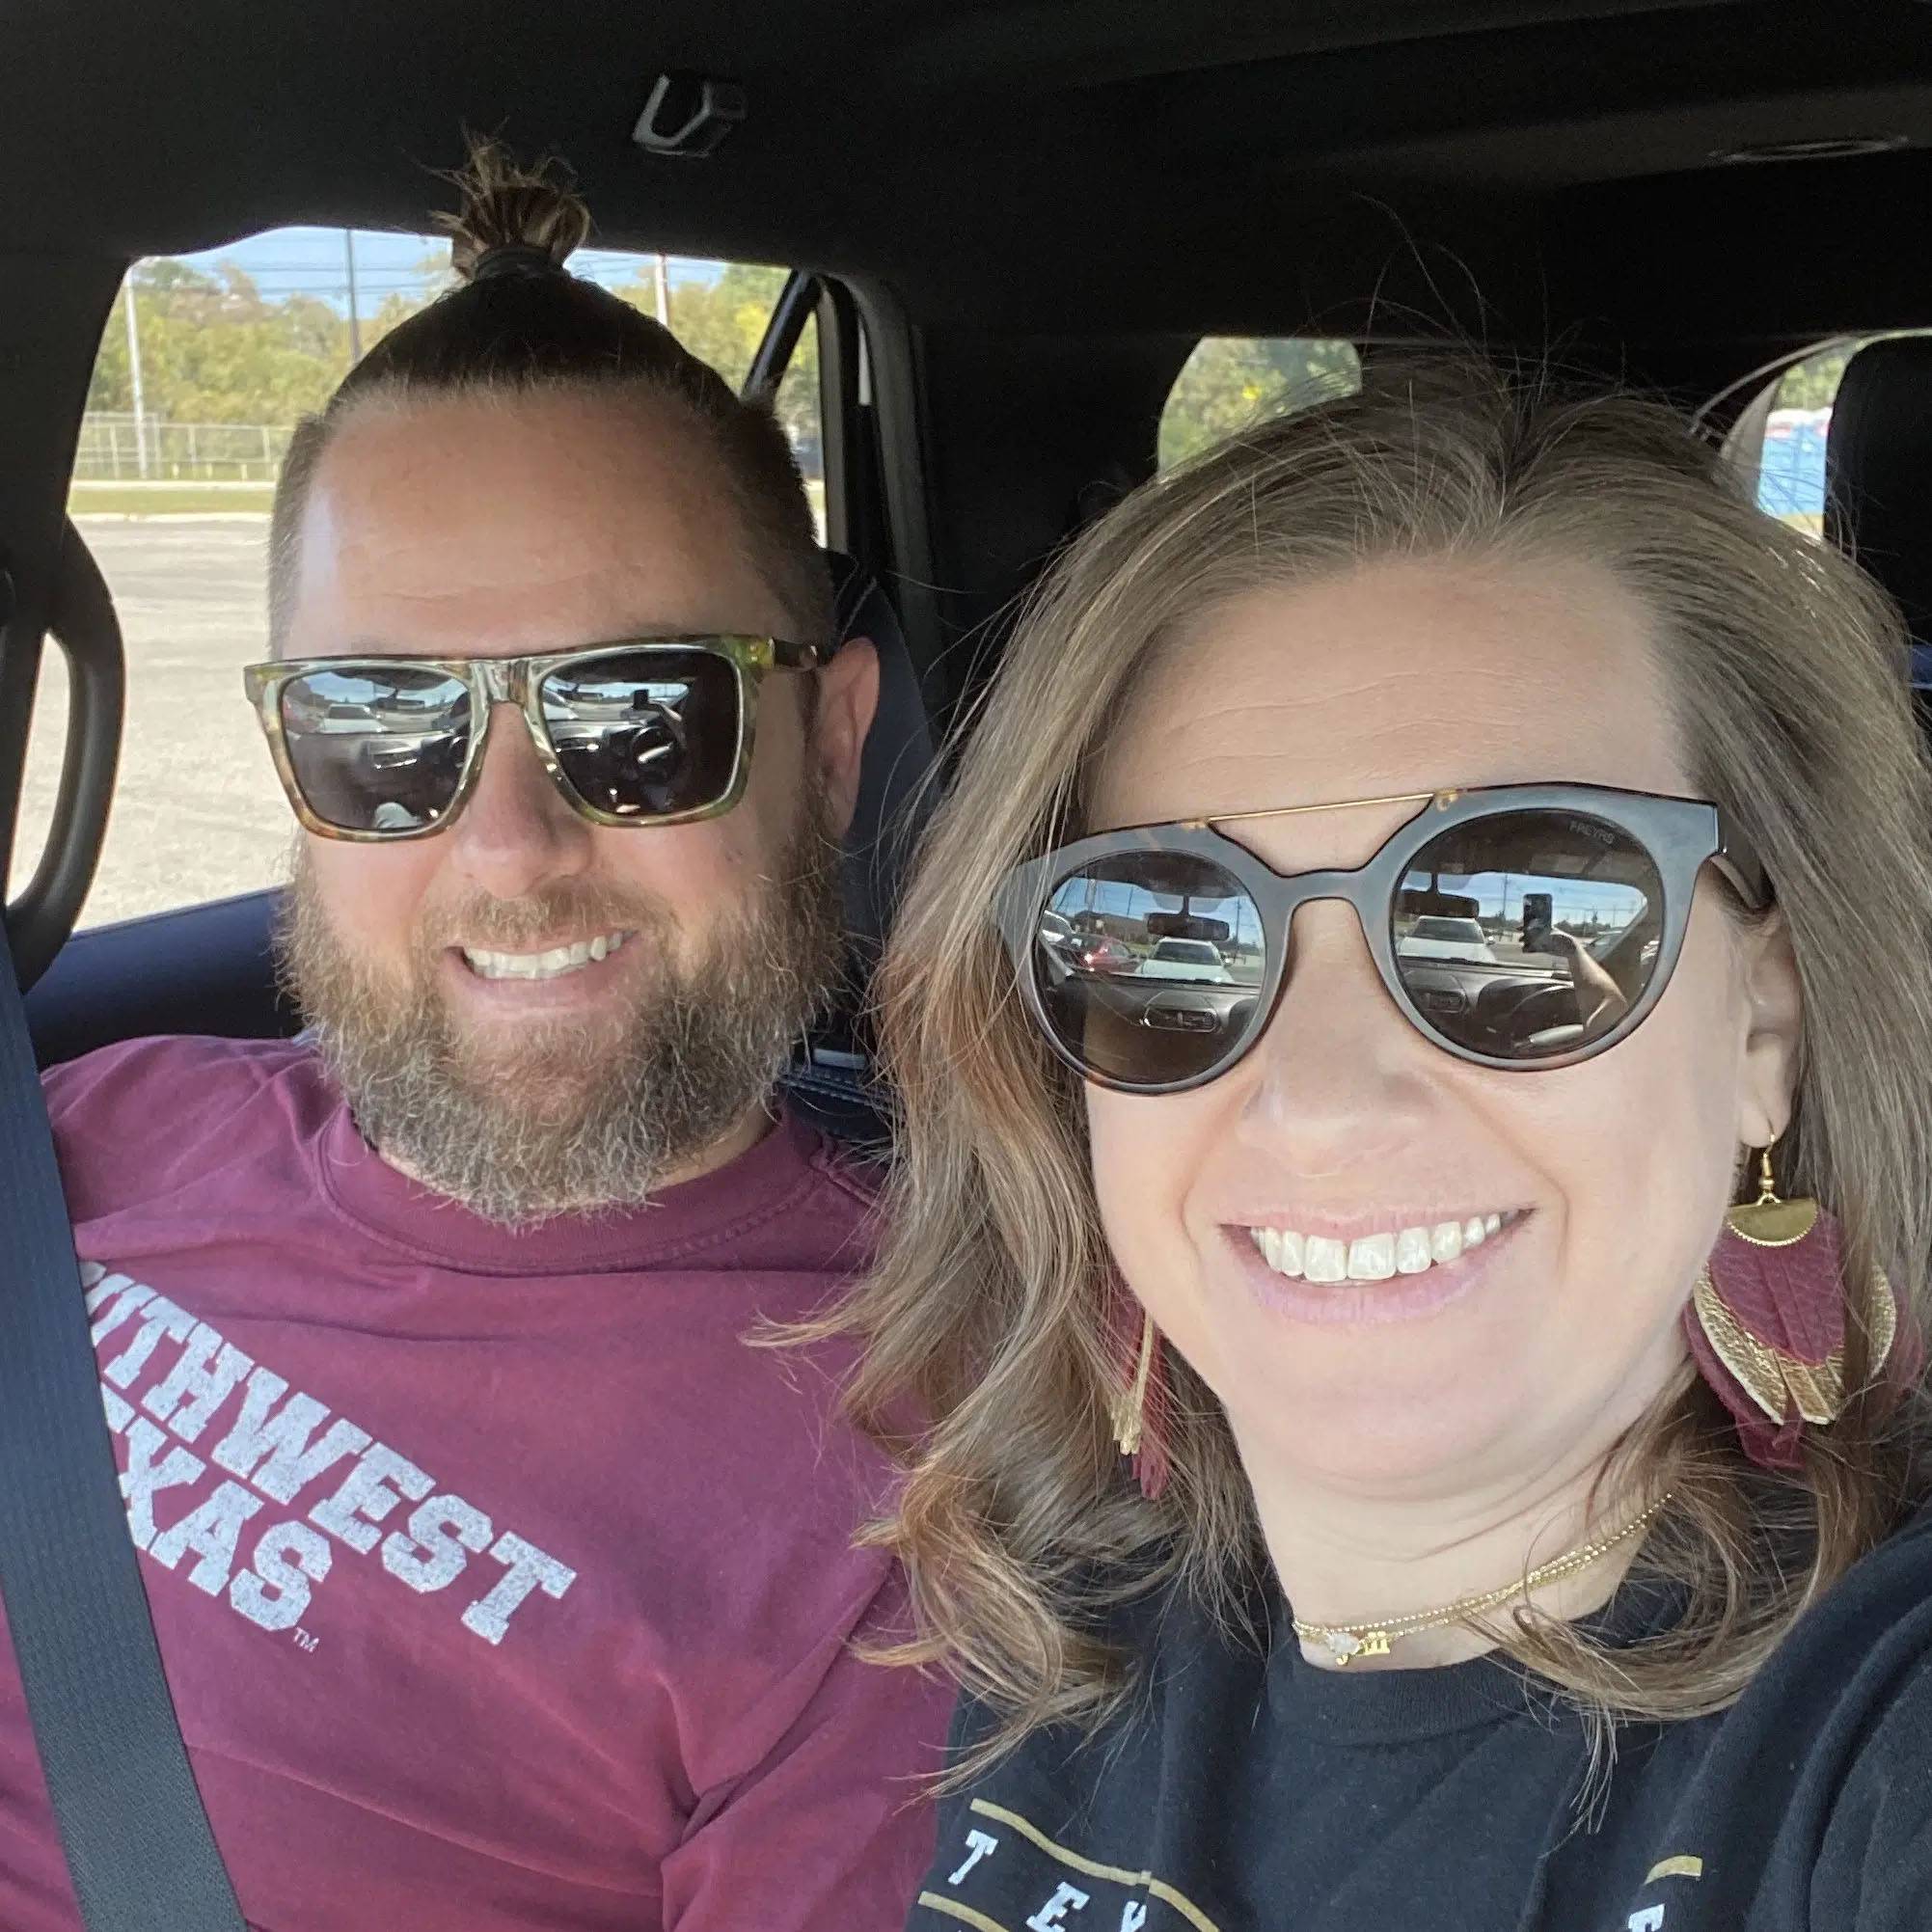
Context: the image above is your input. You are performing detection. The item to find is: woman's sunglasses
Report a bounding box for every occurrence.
[242,636,833,841]
[995,783,1769,1092]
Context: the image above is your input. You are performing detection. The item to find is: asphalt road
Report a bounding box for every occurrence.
[13,519,290,927]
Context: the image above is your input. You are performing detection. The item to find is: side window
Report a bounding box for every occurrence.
[6,648,71,909]
[1730,333,1932,536]
[1739,341,1854,536]
[1159,337,1360,470]
[60,229,822,930]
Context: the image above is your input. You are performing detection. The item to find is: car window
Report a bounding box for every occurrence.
[1728,332,1932,537]
[7,647,69,903]
[1159,337,1360,470]
[19,229,823,929]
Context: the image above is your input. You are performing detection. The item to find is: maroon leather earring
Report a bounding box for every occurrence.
[1683,1147,1900,1470]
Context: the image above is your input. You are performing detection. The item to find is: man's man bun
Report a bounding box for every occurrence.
[437,137,593,283]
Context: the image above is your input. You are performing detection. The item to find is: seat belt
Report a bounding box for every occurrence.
[0,917,247,1930]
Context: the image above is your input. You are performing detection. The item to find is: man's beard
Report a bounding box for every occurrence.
[278,793,845,1228]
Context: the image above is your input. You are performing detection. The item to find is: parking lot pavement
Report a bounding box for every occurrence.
[13,519,290,928]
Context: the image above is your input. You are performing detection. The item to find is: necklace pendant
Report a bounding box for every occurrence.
[1320,1628,1391,1666]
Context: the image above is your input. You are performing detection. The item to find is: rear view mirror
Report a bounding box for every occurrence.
[1398,887,1481,921]
[1145,912,1231,942]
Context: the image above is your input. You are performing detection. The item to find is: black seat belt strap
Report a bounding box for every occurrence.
[0,917,247,1930]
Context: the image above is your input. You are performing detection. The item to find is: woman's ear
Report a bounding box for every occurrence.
[1735,911,1803,1151]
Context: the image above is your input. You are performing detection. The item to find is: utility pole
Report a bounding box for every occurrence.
[344,229,363,363]
[123,270,150,478]
[653,252,670,327]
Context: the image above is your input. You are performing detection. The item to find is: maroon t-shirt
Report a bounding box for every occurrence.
[0,1036,948,1930]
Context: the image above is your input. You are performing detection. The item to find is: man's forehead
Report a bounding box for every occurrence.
[286,389,790,655]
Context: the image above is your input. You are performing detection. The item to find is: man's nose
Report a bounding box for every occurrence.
[442,702,594,898]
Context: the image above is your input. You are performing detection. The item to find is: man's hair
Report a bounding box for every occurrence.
[267,138,830,648]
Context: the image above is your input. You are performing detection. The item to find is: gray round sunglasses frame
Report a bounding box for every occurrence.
[993,781,1770,1091]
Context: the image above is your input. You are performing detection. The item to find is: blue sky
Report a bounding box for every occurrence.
[165,225,723,316]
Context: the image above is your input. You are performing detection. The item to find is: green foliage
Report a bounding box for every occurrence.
[1159,337,1362,469]
[612,260,820,459]
[88,262,356,424]
[85,252,1374,490]
[86,251,820,473]
[1774,343,1857,412]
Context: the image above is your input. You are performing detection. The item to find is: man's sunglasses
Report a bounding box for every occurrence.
[994,783,1769,1092]
[242,637,832,841]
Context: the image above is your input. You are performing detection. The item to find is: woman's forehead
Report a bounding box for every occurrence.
[1092,554,1694,837]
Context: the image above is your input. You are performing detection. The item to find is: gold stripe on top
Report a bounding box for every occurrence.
[917,1893,1016,1932]
[1183,787,1447,831]
[967,1799,1225,1932]
[1645,1854,1706,1883]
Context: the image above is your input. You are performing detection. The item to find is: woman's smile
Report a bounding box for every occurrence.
[1222,1208,1531,1325]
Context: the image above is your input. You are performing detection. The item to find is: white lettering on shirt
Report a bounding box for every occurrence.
[230,1521,334,1632]
[74,1255,580,1649]
[310,1443,434,1554]
[86,1274,150,1338]
[461,1533,579,1646]
[1026,1883,1091,1930]
[383,1495,493,1594]
[1628,1912,1666,1932]
[1119,1907,1148,1932]
[143,1323,255,1442]
[210,1369,370,1503]
[150,1479,263,1593]
[949,1828,999,1886]
[101,1295,196,1388]
[120,1418,205,1549]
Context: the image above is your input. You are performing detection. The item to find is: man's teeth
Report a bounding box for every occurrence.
[1250,1211,1510,1283]
[460,930,630,981]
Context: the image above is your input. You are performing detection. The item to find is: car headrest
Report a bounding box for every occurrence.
[1825,339,1932,684]
[826,549,939,955]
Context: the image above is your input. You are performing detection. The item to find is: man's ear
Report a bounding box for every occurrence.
[811,637,880,839]
[1735,911,1804,1151]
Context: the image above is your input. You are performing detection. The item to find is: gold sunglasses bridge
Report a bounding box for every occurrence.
[1181,787,1459,831]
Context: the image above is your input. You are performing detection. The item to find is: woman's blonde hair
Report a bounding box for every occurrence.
[832,356,1932,1760]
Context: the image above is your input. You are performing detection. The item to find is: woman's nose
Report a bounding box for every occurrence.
[1232,899,1434,1176]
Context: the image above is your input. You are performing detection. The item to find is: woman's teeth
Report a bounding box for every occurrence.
[1248,1212,1511,1283]
[460,930,630,981]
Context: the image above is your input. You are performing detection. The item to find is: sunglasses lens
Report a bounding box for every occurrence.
[539,649,741,822]
[279,666,472,834]
[1393,810,1664,1061]
[1032,851,1268,1088]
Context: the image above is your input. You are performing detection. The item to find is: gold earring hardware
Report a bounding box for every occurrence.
[1111,1312,1156,1456]
[1725,1144,1820,1249]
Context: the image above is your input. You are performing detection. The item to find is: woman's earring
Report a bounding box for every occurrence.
[1683,1146,1898,1469]
[1109,1300,1172,1502]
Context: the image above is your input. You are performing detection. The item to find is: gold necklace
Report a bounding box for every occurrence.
[1290,1494,1671,1668]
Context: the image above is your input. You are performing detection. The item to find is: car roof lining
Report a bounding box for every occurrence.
[7,0,1932,351]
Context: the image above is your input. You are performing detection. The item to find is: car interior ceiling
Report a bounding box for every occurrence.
[6,0,1932,1083]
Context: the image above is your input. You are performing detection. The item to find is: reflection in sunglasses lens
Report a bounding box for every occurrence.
[280,667,473,834]
[1035,853,1265,1087]
[1392,811,1663,1061]
[539,650,741,820]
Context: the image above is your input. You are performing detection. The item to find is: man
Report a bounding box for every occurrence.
[0,146,948,1929]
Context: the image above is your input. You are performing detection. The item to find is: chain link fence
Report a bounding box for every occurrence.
[74,413,294,483]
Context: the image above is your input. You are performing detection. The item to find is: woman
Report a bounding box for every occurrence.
[839,361,1932,1929]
